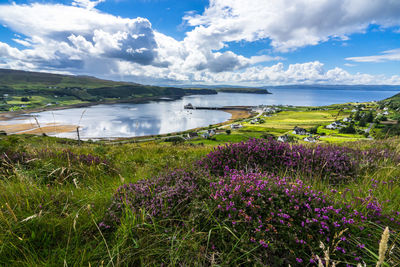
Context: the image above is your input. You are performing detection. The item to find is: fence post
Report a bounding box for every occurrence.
[76,127,81,146]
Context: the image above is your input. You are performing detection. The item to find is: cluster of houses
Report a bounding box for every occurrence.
[326,121,345,130]
[292,127,319,142]
[274,126,318,143]
[250,118,262,124]
[377,111,390,116]
[185,129,216,140]
[231,124,243,129]
[202,129,216,138]
[277,131,319,143]
[292,126,307,135]
[260,106,282,114]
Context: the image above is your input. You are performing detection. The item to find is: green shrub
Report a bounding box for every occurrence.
[165,136,185,145]
[339,124,356,134]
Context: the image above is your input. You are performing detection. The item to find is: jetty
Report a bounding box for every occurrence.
[184,103,253,111]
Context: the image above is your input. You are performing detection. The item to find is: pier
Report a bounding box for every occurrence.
[184,103,253,111]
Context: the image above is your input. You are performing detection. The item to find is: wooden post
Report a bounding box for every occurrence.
[76,127,81,146]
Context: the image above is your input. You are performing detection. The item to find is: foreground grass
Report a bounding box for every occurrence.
[0,135,399,266]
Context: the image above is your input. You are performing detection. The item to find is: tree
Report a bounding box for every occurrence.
[339,124,356,134]
[309,125,319,134]
[165,136,185,145]
[225,129,231,135]
[354,111,361,121]
[358,118,367,127]
[366,111,374,123]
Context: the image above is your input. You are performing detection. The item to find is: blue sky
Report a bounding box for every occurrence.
[0,0,399,85]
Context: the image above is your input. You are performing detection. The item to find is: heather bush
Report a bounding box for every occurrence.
[199,138,398,183]
[102,169,209,228]
[206,170,400,266]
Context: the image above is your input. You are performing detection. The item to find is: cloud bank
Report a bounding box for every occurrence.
[0,0,399,85]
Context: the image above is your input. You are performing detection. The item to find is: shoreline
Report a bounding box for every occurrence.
[0,89,270,121]
[0,102,253,138]
[0,95,185,121]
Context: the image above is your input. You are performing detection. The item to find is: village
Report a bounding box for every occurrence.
[176,101,399,145]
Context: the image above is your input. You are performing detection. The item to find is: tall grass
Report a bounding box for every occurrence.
[0,135,399,265]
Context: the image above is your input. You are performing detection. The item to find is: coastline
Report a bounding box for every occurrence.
[0,100,253,138]
[0,94,186,121]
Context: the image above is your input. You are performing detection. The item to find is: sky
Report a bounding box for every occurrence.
[0,0,399,86]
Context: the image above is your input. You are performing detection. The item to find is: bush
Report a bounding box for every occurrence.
[102,169,208,228]
[358,118,367,127]
[99,139,400,266]
[165,136,185,145]
[339,124,356,134]
[366,111,374,123]
[207,171,400,266]
[309,125,319,134]
[198,138,398,184]
[225,129,231,135]
[199,138,358,183]
[261,133,276,140]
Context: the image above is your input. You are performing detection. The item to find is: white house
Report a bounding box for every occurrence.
[304,136,316,143]
[326,123,336,130]
[231,124,242,129]
[277,135,289,142]
[343,117,352,122]
[202,129,216,138]
[383,111,389,115]
[326,122,344,130]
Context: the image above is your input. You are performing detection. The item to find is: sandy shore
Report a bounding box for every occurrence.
[224,109,252,121]
[0,122,78,135]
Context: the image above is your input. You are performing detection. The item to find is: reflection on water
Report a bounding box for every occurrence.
[1,89,398,139]
[2,102,231,139]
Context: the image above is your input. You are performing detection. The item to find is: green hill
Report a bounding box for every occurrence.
[0,69,216,111]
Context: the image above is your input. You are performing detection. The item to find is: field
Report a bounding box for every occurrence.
[182,103,388,145]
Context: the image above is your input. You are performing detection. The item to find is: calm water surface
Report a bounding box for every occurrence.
[1,89,398,139]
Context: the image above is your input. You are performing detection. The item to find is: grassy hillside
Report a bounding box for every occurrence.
[0,68,131,89]
[0,69,216,112]
[0,134,399,266]
[381,92,400,106]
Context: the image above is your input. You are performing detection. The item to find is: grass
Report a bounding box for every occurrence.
[1,93,400,265]
[248,110,348,130]
[0,135,213,266]
[0,134,399,265]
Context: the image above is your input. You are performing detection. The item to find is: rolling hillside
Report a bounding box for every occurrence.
[0,69,216,111]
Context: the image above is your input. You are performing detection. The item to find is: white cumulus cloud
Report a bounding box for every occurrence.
[0,1,399,85]
[184,0,400,52]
